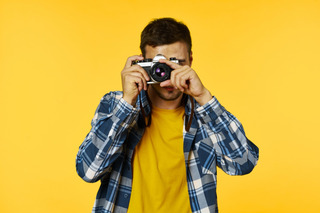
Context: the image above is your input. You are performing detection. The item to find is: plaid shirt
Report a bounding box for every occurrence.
[76,90,259,213]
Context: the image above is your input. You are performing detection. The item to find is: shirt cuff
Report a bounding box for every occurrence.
[195,96,225,124]
[113,97,139,125]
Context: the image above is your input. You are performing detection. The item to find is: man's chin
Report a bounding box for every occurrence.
[149,84,183,101]
[158,88,183,101]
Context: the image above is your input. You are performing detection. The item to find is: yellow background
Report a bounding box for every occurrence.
[1,0,320,212]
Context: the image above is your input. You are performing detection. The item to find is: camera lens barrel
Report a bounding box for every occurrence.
[150,62,172,83]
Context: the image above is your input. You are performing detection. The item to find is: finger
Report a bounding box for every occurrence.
[179,72,191,90]
[126,71,148,90]
[124,65,150,81]
[159,59,182,70]
[160,79,173,87]
[171,67,190,91]
[137,77,143,92]
[124,55,144,68]
[128,75,144,92]
[176,68,192,89]
[169,67,181,89]
[170,65,189,80]
[175,73,186,92]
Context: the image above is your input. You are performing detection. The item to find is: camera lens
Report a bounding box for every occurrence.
[151,63,172,83]
[155,67,166,77]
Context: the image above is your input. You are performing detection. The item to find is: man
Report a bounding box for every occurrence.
[76,18,259,213]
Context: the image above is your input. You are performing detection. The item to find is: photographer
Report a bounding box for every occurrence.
[76,18,259,213]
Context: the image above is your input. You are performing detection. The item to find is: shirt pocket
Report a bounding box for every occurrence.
[197,137,217,175]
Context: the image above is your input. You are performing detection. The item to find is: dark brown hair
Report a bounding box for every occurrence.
[140,18,192,57]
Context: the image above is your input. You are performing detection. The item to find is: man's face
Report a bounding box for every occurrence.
[145,41,192,102]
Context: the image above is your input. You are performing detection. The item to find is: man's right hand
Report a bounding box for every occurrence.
[121,55,150,106]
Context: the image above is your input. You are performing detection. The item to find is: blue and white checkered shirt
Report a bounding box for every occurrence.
[76,90,259,213]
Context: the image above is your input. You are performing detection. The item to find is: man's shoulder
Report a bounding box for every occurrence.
[101,91,123,99]
[94,91,124,111]
[98,91,124,103]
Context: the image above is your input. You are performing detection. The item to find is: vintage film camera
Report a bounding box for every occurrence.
[132,54,180,84]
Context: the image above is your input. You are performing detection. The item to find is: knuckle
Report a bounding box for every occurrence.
[128,55,136,60]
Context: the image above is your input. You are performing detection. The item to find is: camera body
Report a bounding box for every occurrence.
[132,54,179,84]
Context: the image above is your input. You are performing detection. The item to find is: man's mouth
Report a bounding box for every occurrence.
[164,86,175,92]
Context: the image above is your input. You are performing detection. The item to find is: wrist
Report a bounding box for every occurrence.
[122,95,137,106]
[194,89,212,106]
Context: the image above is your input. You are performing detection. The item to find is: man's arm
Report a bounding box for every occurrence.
[76,55,149,183]
[159,59,259,175]
[195,97,259,175]
[76,91,139,183]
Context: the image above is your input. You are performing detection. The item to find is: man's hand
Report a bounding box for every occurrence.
[159,59,212,106]
[121,55,150,106]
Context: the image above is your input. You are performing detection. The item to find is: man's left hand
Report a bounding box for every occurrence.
[159,59,212,106]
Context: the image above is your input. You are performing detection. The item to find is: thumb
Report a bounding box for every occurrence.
[159,80,173,87]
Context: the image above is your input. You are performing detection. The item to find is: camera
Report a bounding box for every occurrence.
[132,54,179,84]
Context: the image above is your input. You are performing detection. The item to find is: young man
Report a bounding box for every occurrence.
[76,18,259,213]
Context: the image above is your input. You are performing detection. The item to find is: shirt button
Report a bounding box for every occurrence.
[124,194,128,198]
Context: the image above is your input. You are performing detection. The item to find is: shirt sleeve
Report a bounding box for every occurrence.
[76,91,139,182]
[195,96,259,175]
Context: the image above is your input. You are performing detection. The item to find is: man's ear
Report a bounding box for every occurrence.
[189,51,193,66]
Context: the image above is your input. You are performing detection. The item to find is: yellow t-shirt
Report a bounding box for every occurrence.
[127,105,192,213]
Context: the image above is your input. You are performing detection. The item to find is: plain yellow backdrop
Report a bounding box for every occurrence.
[1,0,320,212]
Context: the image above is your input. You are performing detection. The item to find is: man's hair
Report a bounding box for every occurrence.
[140,18,192,57]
